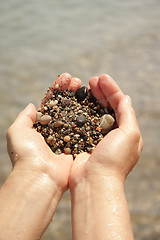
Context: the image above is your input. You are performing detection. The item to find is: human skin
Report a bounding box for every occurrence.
[69,74,143,240]
[0,73,143,240]
[0,73,81,240]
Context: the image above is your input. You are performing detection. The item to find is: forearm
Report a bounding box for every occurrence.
[71,176,134,240]
[0,166,63,240]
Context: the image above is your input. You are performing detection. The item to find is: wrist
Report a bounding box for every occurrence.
[13,156,67,194]
[70,164,125,192]
[70,174,134,240]
[0,165,63,240]
[70,174,125,225]
[12,163,64,197]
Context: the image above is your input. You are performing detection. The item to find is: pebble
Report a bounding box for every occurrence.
[47,135,53,142]
[64,147,71,154]
[62,98,70,106]
[74,134,80,139]
[55,84,59,89]
[89,137,93,145]
[63,136,71,142]
[76,115,87,127]
[43,106,48,111]
[36,112,43,121]
[100,114,115,131]
[75,86,87,101]
[39,115,51,125]
[54,120,64,128]
[55,149,61,154]
[49,100,58,107]
[34,87,117,158]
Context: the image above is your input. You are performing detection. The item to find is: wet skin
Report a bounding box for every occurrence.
[2,72,143,240]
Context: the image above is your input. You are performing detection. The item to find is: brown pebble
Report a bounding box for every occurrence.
[86,126,90,131]
[36,112,43,121]
[47,135,53,142]
[39,115,51,125]
[54,120,64,128]
[55,149,62,154]
[64,147,71,154]
[89,137,93,145]
[63,136,71,142]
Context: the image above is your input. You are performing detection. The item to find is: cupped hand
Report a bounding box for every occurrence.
[6,73,81,192]
[69,74,143,189]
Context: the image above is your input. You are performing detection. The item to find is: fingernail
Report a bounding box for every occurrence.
[125,95,132,105]
[105,74,112,81]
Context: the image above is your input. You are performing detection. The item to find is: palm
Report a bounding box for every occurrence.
[7,104,73,192]
[69,74,142,188]
[69,129,122,188]
[7,73,82,191]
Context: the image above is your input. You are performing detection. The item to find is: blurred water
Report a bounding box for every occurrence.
[0,0,160,239]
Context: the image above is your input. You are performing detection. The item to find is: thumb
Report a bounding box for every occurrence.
[14,103,37,128]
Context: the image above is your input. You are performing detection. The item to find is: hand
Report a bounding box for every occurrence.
[6,73,81,192]
[69,74,143,189]
[1,73,83,240]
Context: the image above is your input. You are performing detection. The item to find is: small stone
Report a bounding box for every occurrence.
[36,112,43,121]
[87,147,92,153]
[49,100,58,107]
[76,115,86,127]
[64,147,71,154]
[86,126,90,131]
[63,136,71,142]
[74,134,80,139]
[62,98,70,107]
[100,114,115,132]
[43,106,48,111]
[55,149,62,155]
[89,137,93,145]
[55,84,59,89]
[47,135,53,142]
[54,120,64,128]
[39,115,51,125]
[75,86,87,101]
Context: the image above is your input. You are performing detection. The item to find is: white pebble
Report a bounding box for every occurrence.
[49,100,58,107]
[100,114,115,131]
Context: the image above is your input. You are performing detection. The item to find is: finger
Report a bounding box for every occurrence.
[70,152,90,180]
[89,76,109,107]
[68,77,82,92]
[40,73,72,108]
[98,74,124,111]
[74,152,90,165]
[51,72,72,91]
[117,95,140,134]
[13,103,37,128]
